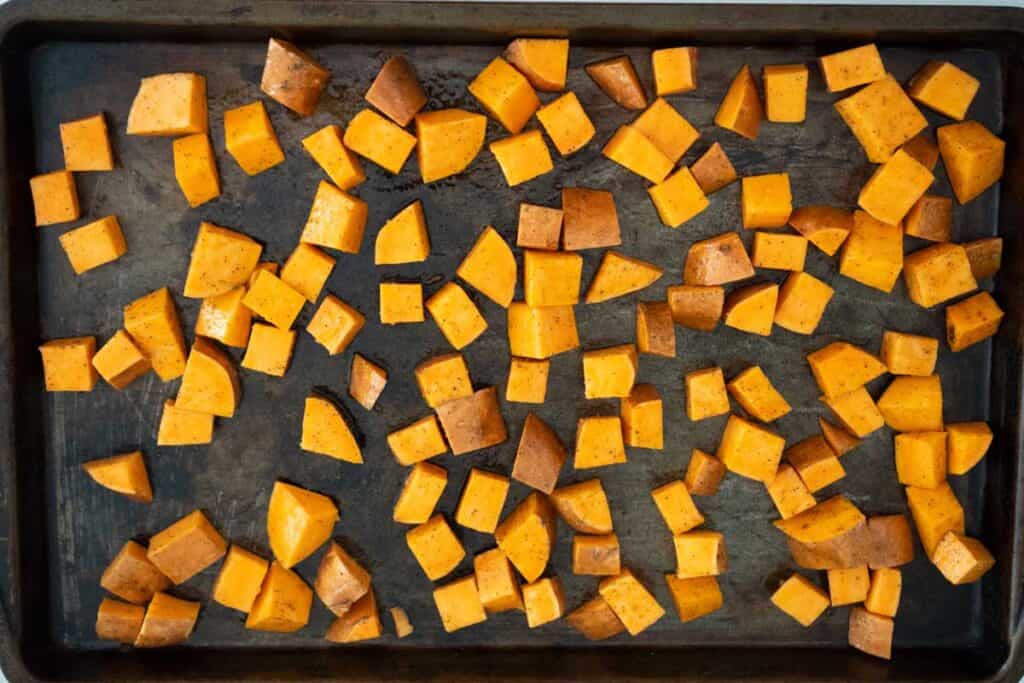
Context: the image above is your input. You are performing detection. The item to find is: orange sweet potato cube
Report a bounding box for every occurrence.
[904,194,952,242]
[300,180,368,254]
[751,232,807,271]
[522,576,565,628]
[621,383,663,449]
[723,283,778,336]
[490,130,554,186]
[566,595,625,641]
[302,125,365,191]
[690,142,737,195]
[147,509,227,584]
[684,233,755,286]
[561,187,621,250]
[857,149,934,226]
[849,606,893,659]
[788,205,853,256]
[673,531,727,579]
[742,173,792,229]
[598,569,665,635]
[964,237,1003,280]
[585,56,647,110]
[665,575,722,623]
[536,92,595,156]
[512,413,567,493]
[881,331,938,376]
[727,366,791,423]
[685,367,729,421]
[667,285,724,331]
[455,468,510,534]
[61,113,114,171]
[946,291,1004,351]
[932,532,995,585]
[684,450,726,496]
[633,97,700,163]
[39,336,97,392]
[343,109,417,174]
[651,480,704,534]
[365,55,426,126]
[433,575,487,632]
[100,540,171,604]
[260,38,329,116]
[714,65,762,140]
[774,272,834,335]
[717,414,785,482]
[406,514,465,581]
[652,47,698,96]
[349,354,387,410]
[864,567,902,617]
[306,294,365,355]
[30,170,79,226]
[393,461,447,524]
[905,243,977,308]
[636,302,675,358]
[224,101,284,175]
[834,75,927,163]
[574,416,627,469]
[766,464,816,519]
[908,60,980,121]
[771,574,829,626]
[937,120,1005,204]
[573,534,621,576]
[818,44,885,92]
[946,421,993,475]
[894,431,947,488]
[468,56,540,134]
[473,547,523,613]
[763,64,808,123]
[828,565,869,606]
[786,436,845,493]
[434,387,507,456]
[839,211,904,293]
[517,203,563,250]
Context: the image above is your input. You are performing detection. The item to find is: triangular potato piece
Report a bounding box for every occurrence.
[456,226,516,307]
[301,394,363,463]
[375,201,430,265]
[176,337,240,417]
[723,283,778,335]
[82,451,152,502]
[183,222,262,299]
[818,417,862,456]
[584,251,663,303]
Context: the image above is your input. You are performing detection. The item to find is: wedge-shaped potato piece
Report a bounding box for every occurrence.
[523,576,566,627]
[562,187,621,251]
[457,226,516,307]
[244,269,305,331]
[849,607,893,660]
[147,509,226,584]
[905,194,952,242]
[82,451,152,502]
[938,121,1005,204]
[474,547,523,613]
[775,271,834,336]
[906,482,964,557]
[585,56,646,110]
[651,480,703,535]
[241,323,296,377]
[505,38,569,91]
[821,387,885,438]
[599,569,665,635]
[349,354,387,411]
[835,75,927,163]
[224,101,285,175]
[315,540,371,616]
[818,44,885,92]
[433,575,487,632]
[246,562,313,633]
[134,592,200,648]
[469,56,540,133]
[507,303,579,359]
[902,132,940,170]
[495,492,556,582]
[30,170,79,226]
[857,149,934,225]
[742,173,792,229]
[92,329,150,390]
[490,130,553,186]
[435,387,507,455]
[728,366,791,423]
[932,532,995,585]
[666,575,722,624]
[175,338,240,418]
[551,479,613,534]
[806,341,887,398]
[455,468,510,533]
[636,302,674,358]
[715,65,762,140]
[326,590,382,642]
[904,243,977,309]
[634,97,700,163]
[787,517,872,571]
[157,399,213,446]
[524,250,582,307]
[301,180,368,253]
[96,598,144,644]
[267,481,338,569]
[690,142,738,195]
[685,449,726,496]
[301,394,362,464]
[195,287,252,348]
[512,413,567,493]
[964,237,1003,280]
[867,514,915,568]
[101,540,171,604]
[426,282,488,350]
[127,73,207,136]
[307,294,365,355]
[260,38,329,116]
[667,285,724,331]
[536,92,595,156]
[343,109,417,174]
[574,533,620,576]
[415,109,487,183]
[506,357,549,403]
[648,166,709,229]
[585,251,662,303]
[673,531,727,579]
[723,283,778,336]
[685,366,729,422]
[602,124,673,183]
[365,55,426,126]
[684,232,754,286]
[387,415,448,465]
[173,132,220,207]
[212,545,269,614]
[124,287,187,381]
[38,337,96,392]
[576,416,627,469]
[771,574,828,627]
[281,243,335,304]
[881,331,938,376]
[766,464,816,520]
[819,416,861,457]
[763,64,808,123]
[877,375,943,432]
[374,200,429,265]
[908,60,980,121]
[774,495,865,543]
[302,125,365,191]
[183,222,262,298]
[947,291,1004,351]
[621,383,663,448]
[895,431,946,488]
[582,344,637,399]
[415,352,472,408]
[393,462,447,524]
[786,436,845,493]
[567,595,626,641]
[58,215,127,275]
[947,421,993,475]
[788,205,852,256]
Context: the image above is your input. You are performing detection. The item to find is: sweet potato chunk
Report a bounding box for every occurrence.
[365,55,426,126]
[684,232,754,286]
[456,227,517,307]
[774,495,866,545]
[433,576,487,632]
[723,283,778,336]
[715,65,762,140]
[834,75,926,163]
[598,569,665,635]
[946,291,1004,351]
[101,540,171,604]
[415,352,472,408]
[96,598,144,644]
[147,509,226,584]
[673,531,726,579]
[281,242,334,303]
[92,330,150,390]
[349,354,387,410]
[301,394,362,464]
[393,462,447,524]
[894,431,946,488]
[61,112,114,171]
[865,568,902,617]
[763,64,808,123]
[938,120,1005,204]
[806,341,886,399]
[634,97,700,163]
[512,413,567,493]
[267,481,338,569]
[963,237,1003,280]
[585,56,646,110]
[30,170,80,226]
[881,331,938,376]
[901,132,940,170]
[932,532,995,584]
[455,468,510,533]
[867,514,915,568]
[821,387,885,438]
[489,130,554,186]
[523,577,566,628]
[58,215,127,275]
[876,374,943,432]
[305,290,364,353]
[774,272,834,335]
[157,399,213,446]
[135,592,200,647]
[582,344,638,399]
[82,451,152,503]
[652,47,698,96]
[344,109,417,174]
[326,591,382,643]
[506,303,575,357]
[947,421,993,475]
[260,38,329,116]
[786,436,845,493]
[766,464,816,520]
[573,534,621,576]
[505,38,569,91]
[819,417,862,457]
[244,270,305,331]
[690,142,737,195]
[469,57,540,133]
[387,415,448,465]
[301,180,368,253]
[127,73,207,136]
[635,303,675,358]
[390,607,413,638]
[196,287,252,349]
[562,187,621,250]
[240,323,295,377]
[551,479,613,534]
[905,194,952,242]
[685,367,729,422]
[667,285,724,331]
[517,203,563,250]
[602,124,673,183]
[818,44,885,92]
[717,414,785,482]
[905,482,964,557]
[223,101,285,175]
[474,547,523,613]
[434,387,507,455]
[175,338,240,418]
[828,565,869,606]
[848,607,893,660]
[651,480,704,534]
[183,222,261,299]
[665,575,722,623]
[302,125,365,191]
[426,282,488,350]
[246,562,313,633]
[567,595,626,641]
[406,514,465,581]
[742,173,792,229]
[416,108,487,183]
[788,205,852,256]
[771,574,828,627]
[212,545,269,614]
[585,251,662,304]
[315,540,372,616]
[685,450,726,496]
[375,200,430,265]
[908,60,979,121]
[621,383,663,449]
[495,492,556,582]
[647,166,709,228]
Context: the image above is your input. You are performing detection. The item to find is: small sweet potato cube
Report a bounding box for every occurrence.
[621,383,663,449]
[834,75,927,163]
[96,598,144,644]
[92,330,150,390]
[393,461,447,524]
[771,574,829,626]
[583,344,638,399]
[434,387,507,455]
[788,205,852,256]
[690,142,737,195]
[603,124,673,183]
[567,595,626,641]
[685,450,726,496]
[908,60,979,121]
[648,166,709,228]
[171,132,220,207]
[157,399,213,446]
[947,421,993,475]
[901,132,940,170]
[406,514,465,581]
[512,413,567,493]
[599,569,665,635]
[821,387,885,438]
[551,479,613,534]
[314,541,371,616]
[585,251,662,304]
[101,540,171,604]
[524,250,582,307]
[455,468,510,533]
[183,222,262,299]
[241,323,295,377]
[819,417,862,457]
[575,416,627,469]
[763,64,808,123]
[415,353,472,408]
[508,303,579,359]
[82,451,151,502]
[865,568,902,617]
[904,243,978,309]
[751,232,807,271]
[666,575,722,623]
[433,576,487,632]
[651,480,704,534]
[894,431,947,488]
[867,514,915,568]
[390,606,413,638]
[365,55,426,126]
[474,548,523,613]
[881,331,938,376]
[673,531,727,579]
[904,194,952,242]
[147,509,227,584]
[742,173,792,229]
[786,436,845,493]
[244,270,305,331]
[505,38,568,91]
[905,482,964,557]
[124,288,186,381]
[126,72,207,136]
[457,225,516,307]
[523,576,566,627]
[806,341,887,398]
[175,337,240,417]
[667,285,724,331]
[536,92,595,156]
[633,97,700,163]
[224,101,284,175]
[469,57,540,133]
[325,591,382,643]
[426,282,488,350]
[585,56,646,110]
[61,112,114,171]
[379,282,424,325]
[506,358,550,404]
[267,481,339,569]
[517,203,563,250]
[964,237,1003,280]
[343,109,416,174]
[877,375,944,432]
[246,562,313,633]
[932,532,995,584]
[828,565,869,606]
[561,187,621,250]
[196,287,252,349]
[307,293,365,355]
[766,464,817,519]
[30,170,79,226]
[685,367,729,421]
[349,354,387,410]
[490,130,554,186]
[723,283,778,336]
[135,592,200,647]
[282,243,335,304]
[301,180,368,253]
[652,47,698,95]
[636,302,675,357]
[301,394,362,464]
[684,233,754,286]
[386,415,448,465]
[573,534,620,576]
[260,38,328,116]
[212,545,269,614]
[728,366,791,422]
[495,492,557,582]
[946,291,1004,351]
[775,271,834,335]
[714,65,763,140]
[848,607,893,660]
[938,120,1005,204]
[302,125,365,191]
[717,414,786,483]
[818,44,885,92]
[858,148,934,225]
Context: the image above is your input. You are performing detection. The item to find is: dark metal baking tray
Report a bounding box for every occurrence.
[0,1,1021,681]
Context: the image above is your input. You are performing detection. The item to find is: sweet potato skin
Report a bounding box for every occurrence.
[260,39,329,116]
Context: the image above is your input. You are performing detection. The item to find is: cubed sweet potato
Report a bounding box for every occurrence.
[585,56,646,110]
[365,55,427,126]
[512,413,567,493]
[434,387,507,455]
[260,38,329,116]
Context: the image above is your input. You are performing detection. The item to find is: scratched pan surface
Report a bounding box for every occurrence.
[1,2,1022,682]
